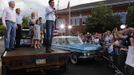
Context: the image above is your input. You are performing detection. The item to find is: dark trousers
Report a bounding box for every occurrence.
[45,20,55,50]
[15,24,22,47]
[113,49,127,73]
[125,65,134,75]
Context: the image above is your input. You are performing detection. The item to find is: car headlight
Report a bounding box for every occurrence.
[84,53,87,56]
[87,53,90,56]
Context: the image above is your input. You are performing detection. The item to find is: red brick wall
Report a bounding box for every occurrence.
[57,4,129,33]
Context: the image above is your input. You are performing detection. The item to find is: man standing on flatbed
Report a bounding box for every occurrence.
[2,1,16,51]
[45,0,56,52]
[15,8,23,48]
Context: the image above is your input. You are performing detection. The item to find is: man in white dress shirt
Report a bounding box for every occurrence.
[15,8,23,48]
[45,0,56,52]
[2,1,16,51]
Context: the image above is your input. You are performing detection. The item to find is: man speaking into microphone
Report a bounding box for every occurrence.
[45,0,56,52]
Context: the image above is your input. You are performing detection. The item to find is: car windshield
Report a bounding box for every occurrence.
[67,38,82,45]
[52,37,82,45]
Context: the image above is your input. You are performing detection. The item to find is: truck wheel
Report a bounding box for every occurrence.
[94,55,102,62]
[70,53,78,64]
[60,64,67,73]
[2,66,9,75]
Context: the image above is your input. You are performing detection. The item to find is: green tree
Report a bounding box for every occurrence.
[85,4,121,33]
[22,16,29,28]
[0,18,4,36]
[126,6,134,27]
[0,25,4,36]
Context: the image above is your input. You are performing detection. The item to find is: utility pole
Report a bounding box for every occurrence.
[68,1,71,26]
[57,0,60,10]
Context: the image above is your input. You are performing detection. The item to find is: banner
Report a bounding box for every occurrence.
[125,46,134,67]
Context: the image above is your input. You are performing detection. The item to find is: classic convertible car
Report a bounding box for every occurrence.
[52,36,102,64]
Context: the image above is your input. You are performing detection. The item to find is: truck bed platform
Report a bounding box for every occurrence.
[1,47,70,73]
[2,47,69,57]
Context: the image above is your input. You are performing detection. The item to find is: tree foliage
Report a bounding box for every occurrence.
[85,4,121,33]
[126,6,134,27]
[0,18,4,36]
[0,25,4,36]
[22,16,29,28]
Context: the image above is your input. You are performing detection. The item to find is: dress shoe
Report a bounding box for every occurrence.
[11,48,16,50]
[49,49,54,52]
[5,48,11,51]
[46,50,51,53]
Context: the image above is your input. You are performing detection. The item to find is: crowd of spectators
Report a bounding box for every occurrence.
[77,27,134,75]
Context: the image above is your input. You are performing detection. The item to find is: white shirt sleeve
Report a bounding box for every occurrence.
[44,7,47,21]
[45,6,54,17]
[2,8,6,27]
[45,6,50,17]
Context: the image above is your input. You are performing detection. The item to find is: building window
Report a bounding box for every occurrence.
[75,17,80,26]
[82,16,88,25]
[114,12,127,24]
[71,16,80,26]
[71,17,76,26]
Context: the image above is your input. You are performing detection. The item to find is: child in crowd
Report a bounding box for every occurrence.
[39,17,45,46]
[33,19,41,48]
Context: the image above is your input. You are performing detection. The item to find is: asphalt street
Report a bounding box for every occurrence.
[0,39,4,58]
[0,39,115,75]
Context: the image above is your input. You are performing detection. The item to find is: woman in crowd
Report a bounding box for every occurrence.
[112,28,134,75]
[29,12,36,47]
[120,32,134,75]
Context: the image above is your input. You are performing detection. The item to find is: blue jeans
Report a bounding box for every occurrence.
[45,20,55,50]
[4,20,16,49]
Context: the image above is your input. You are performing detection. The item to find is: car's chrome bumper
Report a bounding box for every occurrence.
[79,53,96,59]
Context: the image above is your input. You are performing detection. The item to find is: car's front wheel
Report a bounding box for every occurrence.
[70,53,78,64]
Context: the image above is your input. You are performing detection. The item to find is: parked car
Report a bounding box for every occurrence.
[52,36,102,64]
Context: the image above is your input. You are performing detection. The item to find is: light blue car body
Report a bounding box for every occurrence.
[52,36,102,54]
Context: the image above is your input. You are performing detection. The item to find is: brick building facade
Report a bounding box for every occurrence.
[56,0,134,34]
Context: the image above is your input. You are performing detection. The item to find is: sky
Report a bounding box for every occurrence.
[0,0,104,17]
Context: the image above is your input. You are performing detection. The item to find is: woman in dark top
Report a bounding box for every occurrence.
[125,32,134,75]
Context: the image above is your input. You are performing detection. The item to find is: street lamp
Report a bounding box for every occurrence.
[60,24,65,29]
[60,24,65,35]
[68,25,72,35]
[120,24,126,29]
[68,25,72,29]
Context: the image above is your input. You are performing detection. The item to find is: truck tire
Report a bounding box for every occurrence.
[70,53,78,64]
[94,55,103,62]
[60,64,67,73]
[2,66,9,75]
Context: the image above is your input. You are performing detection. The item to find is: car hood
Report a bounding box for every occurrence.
[67,44,101,51]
